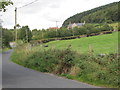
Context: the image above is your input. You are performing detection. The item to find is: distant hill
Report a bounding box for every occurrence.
[62,2,119,27]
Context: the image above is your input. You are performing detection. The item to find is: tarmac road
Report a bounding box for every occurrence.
[2,50,99,88]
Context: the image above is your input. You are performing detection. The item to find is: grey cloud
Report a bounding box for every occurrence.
[16,0,64,14]
[48,2,61,8]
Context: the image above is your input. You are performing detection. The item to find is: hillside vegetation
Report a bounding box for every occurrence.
[11,32,119,88]
[62,2,119,27]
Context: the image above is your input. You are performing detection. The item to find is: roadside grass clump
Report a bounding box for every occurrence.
[11,43,119,88]
[75,53,119,87]
[28,47,77,74]
[11,45,77,74]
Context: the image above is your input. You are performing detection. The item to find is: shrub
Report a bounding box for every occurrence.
[55,47,77,74]
[12,45,77,74]
[11,44,119,87]
[75,54,119,87]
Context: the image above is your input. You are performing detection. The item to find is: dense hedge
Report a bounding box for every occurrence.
[30,30,114,46]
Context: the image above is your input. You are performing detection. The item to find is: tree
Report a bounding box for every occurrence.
[32,29,43,40]
[0,0,13,12]
[0,0,13,48]
[1,28,14,48]
[16,24,21,29]
[19,26,32,42]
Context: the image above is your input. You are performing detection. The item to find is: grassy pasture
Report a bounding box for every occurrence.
[44,32,118,54]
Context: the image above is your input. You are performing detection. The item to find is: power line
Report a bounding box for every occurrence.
[18,0,39,9]
[14,0,39,42]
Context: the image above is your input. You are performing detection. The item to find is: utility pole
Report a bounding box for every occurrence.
[15,7,17,42]
[14,0,39,42]
[26,28,28,43]
[56,21,59,37]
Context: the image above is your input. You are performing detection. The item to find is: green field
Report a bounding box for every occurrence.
[44,32,118,54]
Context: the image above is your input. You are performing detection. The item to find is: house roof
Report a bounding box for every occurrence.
[49,27,59,29]
[68,24,73,27]
[76,23,84,26]
[68,23,84,27]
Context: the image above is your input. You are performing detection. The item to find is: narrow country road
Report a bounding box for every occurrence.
[2,50,99,88]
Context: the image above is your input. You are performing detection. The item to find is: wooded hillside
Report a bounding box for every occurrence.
[62,2,119,27]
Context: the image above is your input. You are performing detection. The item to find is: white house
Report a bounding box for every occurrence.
[67,21,85,29]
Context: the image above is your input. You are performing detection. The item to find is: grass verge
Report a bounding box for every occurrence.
[11,43,119,88]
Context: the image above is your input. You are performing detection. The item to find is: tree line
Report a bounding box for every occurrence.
[31,23,113,40]
[1,23,114,48]
[1,26,32,48]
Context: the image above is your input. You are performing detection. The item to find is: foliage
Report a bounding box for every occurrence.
[32,29,46,40]
[1,28,14,48]
[11,43,119,87]
[11,45,76,74]
[0,0,13,48]
[19,26,32,42]
[0,0,13,12]
[31,24,113,40]
[109,22,120,30]
[76,54,119,87]
[62,2,119,27]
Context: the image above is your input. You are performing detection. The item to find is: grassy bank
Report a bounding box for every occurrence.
[11,32,119,88]
[11,45,119,88]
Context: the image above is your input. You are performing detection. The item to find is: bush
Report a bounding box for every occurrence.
[11,45,77,74]
[76,53,119,87]
[11,44,119,87]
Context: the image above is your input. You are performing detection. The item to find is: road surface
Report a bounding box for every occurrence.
[2,50,99,88]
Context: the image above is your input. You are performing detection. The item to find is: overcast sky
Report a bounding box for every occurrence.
[1,0,119,30]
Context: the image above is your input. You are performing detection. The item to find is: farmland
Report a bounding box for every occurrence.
[44,32,118,54]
